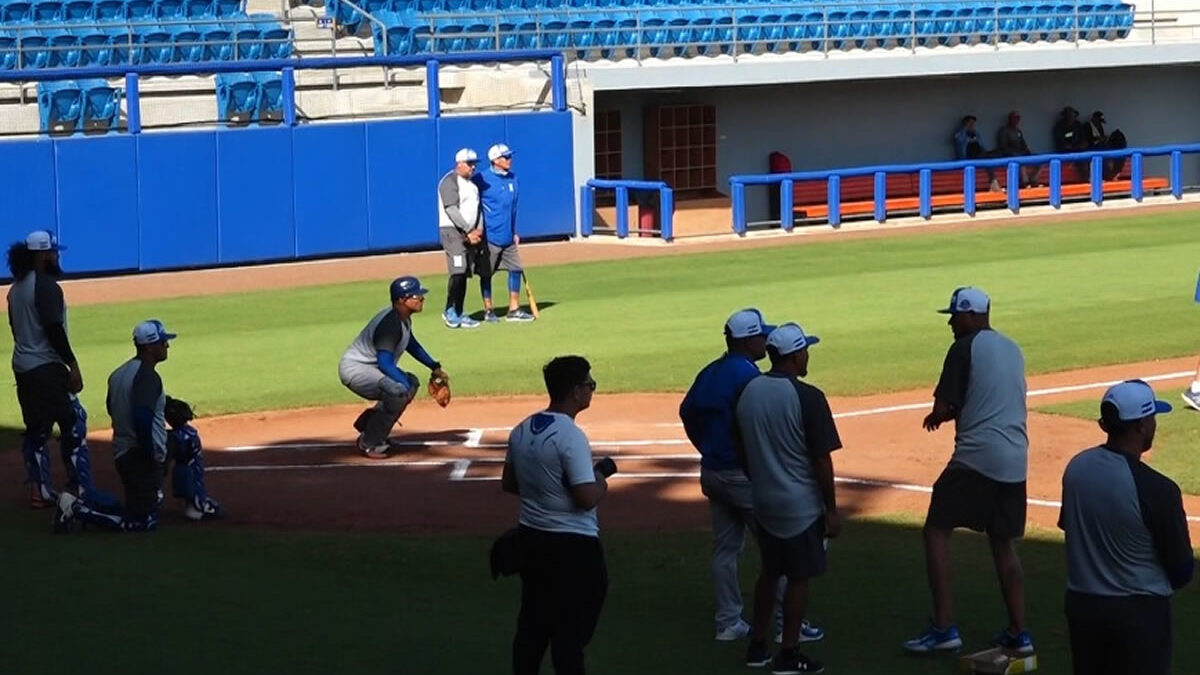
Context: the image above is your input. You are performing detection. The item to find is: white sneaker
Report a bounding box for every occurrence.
[1181,390,1200,412]
[715,618,751,641]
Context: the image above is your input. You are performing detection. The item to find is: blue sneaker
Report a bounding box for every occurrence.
[505,309,535,322]
[483,311,499,323]
[458,315,481,329]
[992,629,1035,654]
[903,622,962,653]
[774,619,824,644]
[442,310,460,329]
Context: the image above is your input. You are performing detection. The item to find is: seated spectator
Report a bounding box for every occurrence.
[953,115,1001,192]
[996,110,1040,189]
[1085,111,1128,181]
[1053,106,1089,181]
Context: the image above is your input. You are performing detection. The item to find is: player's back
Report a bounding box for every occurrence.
[506,411,598,537]
[341,307,410,368]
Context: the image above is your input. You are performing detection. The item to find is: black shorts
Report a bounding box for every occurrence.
[1065,591,1173,675]
[14,362,76,435]
[758,517,827,581]
[925,466,1026,539]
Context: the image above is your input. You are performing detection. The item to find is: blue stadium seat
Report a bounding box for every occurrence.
[94,0,124,19]
[496,17,519,51]
[0,0,32,23]
[868,9,892,48]
[105,26,135,64]
[46,30,81,68]
[172,25,204,61]
[434,19,464,52]
[494,0,517,10]
[31,0,62,22]
[137,26,173,63]
[0,31,16,69]
[215,72,257,122]
[79,78,121,131]
[250,14,292,58]
[933,7,957,46]
[1114,2,1134,38]
[567,17,592,58]
[412,22,434,52]
[213,0,240,17]
[18,32,50,68]
[184,0,212,17]
[155,0,184,18]
[468,0,493,11]
[79,30,112,66]
[63,0,94,21]
[125,0,154,20]
[734,10,760,53]
[465,20,494,51]
[37,80,83,133]
[372,10,413,54]
[254,70,282,122]
[233,24,260,59]
[889,8,912,48]
[442,0,465,11]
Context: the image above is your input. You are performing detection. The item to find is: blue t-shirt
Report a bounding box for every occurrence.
[476,167,518,247]
[680,352,762,471]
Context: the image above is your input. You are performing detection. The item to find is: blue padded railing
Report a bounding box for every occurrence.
[337,0,1137,59]
[8,50,568,133]
[728,143,1200,234]
[579,178,674,241]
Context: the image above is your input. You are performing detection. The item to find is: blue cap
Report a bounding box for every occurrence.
[937,286,991,314]
[390,275,429,302]
[1102,379,1172,421]
[133,319,177,345]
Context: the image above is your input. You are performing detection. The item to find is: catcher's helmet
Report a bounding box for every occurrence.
[390,276,430,302]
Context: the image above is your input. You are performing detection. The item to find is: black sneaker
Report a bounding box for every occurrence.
[745,640,772,668]
[771,647,824,674]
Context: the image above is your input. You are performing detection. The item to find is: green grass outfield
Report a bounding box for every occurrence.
[3,209,1200,429]
[1038,392,1200,494]
[5,506,1198,675]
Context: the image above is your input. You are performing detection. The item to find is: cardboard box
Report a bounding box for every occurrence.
[959,647,1038,674]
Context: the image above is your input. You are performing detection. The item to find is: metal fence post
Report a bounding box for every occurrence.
[780,179,794,231]
[615,186,629,238]
[125,72,141,134]
[659,186,674,242]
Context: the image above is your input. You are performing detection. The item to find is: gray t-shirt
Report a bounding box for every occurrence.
[735,373,842,539]
[934,329,1028,483]
[1060,446,1194,597]
[437,170,480,232]
[7,271,70,373]
[340,308,411,369]
[106,358,167,462]
[506,411,599,537]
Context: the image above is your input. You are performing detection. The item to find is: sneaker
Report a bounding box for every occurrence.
[770,647,824,674]
[1181,390,1200,412]
[992,629,1035,654]
[186,498,227,522]
[53,492,78,534]
[442,310,460,329]
[31,484,56,509]
[458,315,481,329]
[483,311,499,323]
[505,309,535,322]
[903,622,962,653]
[716,618,751,642]
[745,640,772,668]
[776,620,825,644]
[356,435,390,460]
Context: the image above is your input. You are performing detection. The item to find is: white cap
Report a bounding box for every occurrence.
[454,148,478,164]
[937,286,990,314]
[488,143,512,162]
[1102,379,1171,421]
[133,319,177,345]
[26,229,65,251]
[725,308,775,339]
[766,322,820,356]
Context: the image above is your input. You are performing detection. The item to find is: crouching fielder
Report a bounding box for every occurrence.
[339,276,449,459]
[164,396,225,521]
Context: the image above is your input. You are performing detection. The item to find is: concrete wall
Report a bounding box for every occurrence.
[596,63,1200,221]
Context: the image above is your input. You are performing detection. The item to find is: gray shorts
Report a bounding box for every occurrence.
[339,359,417,402]
[439,228,486,277]
[488,242,523,273]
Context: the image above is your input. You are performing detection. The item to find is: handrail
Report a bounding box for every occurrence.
[728,143,1200,234]
[581,178,674,242]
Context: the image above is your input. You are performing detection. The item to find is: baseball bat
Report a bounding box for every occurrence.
[523,271,541,319]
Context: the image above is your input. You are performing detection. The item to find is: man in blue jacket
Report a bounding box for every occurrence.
[476,143,535,323]
[680,309,825,645]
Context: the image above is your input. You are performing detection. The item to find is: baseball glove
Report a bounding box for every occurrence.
[164,396,195,429]
[428,370,452,408]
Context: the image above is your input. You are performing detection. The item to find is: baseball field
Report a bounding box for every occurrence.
[4,205,1200,674]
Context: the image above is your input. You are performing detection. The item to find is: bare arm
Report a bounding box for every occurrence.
[501,460,519,495]
[569,470,608,510]
[812,452,841,538]
[923,397,957,431]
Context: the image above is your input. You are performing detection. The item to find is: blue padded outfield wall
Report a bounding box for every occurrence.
[0,110,576,275]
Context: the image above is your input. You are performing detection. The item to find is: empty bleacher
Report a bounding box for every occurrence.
[338,1,1138,59]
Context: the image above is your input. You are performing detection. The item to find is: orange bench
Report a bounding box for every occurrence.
[787,161,1168,221]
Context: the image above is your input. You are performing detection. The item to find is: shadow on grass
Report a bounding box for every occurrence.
[463,301,559,322]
